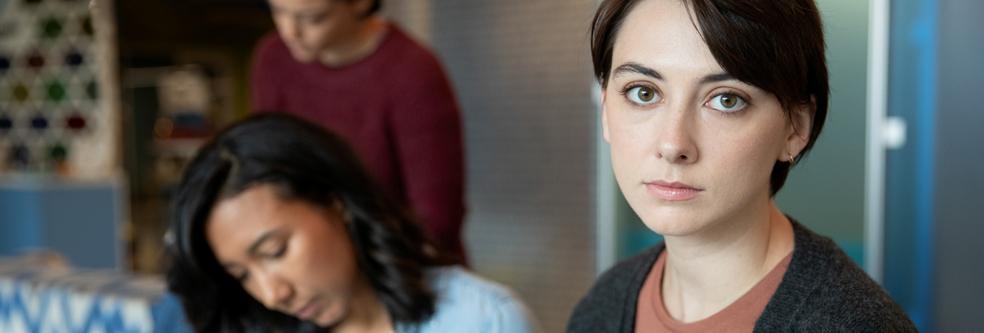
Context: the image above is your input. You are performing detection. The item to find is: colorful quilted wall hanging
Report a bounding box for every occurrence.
[0,0,118,179]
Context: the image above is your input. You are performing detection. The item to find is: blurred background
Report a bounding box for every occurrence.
[0,0,981,332]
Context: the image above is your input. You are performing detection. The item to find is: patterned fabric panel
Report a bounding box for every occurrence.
[0,260,192,333]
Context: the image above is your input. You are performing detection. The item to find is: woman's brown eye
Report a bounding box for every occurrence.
[638,87,654,101]
[720,95,737,107]
[625,85,661,105]
[708,93,748,112]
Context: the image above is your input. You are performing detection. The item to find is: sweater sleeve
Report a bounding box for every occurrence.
[387,53,467,261]
[250,33,285,113]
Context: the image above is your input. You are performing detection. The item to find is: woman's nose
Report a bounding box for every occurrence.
[278,17,304,43]
[254,271,295,310]
[655,106,699,164]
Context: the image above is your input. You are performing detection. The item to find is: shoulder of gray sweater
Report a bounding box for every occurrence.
[789,222,918,332]
[566,245,663,333]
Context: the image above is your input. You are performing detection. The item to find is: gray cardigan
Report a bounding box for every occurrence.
[567,221,917,332]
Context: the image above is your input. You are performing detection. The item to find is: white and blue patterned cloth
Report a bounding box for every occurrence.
[0,258,537,333]
[0,256,192,333]
[397,266,541,333]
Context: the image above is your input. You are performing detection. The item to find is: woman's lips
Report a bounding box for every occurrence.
[644,181,703,201]
[294,299,323,321]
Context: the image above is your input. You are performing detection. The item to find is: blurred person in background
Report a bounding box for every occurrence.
[251,0,467,264]
[567,0,916,332]
[166,113,538,333]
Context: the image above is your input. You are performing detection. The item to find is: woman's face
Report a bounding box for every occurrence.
[267,0,370,63]
[206,184,359,327]
[602,0,810,236]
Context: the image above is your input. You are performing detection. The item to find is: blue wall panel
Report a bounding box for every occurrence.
[0,180,121,269]
[884,0,937,331]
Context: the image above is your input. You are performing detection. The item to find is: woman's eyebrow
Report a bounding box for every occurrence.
[612,62,664,81]
[699,72,736,84]
[612,63,735,85]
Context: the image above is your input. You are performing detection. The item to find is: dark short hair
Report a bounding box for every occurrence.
[166,112,439,332]
[590,0,829,195]
[367,0,381,16]
[351,0,382,18]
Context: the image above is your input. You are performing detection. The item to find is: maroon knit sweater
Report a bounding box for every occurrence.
[251,25,466,261]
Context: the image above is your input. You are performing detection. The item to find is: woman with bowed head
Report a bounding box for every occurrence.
[166,113,539,333]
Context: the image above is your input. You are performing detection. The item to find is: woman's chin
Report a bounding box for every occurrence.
[644,222,702,238]
[639,211,715,237]
[311,301,347,327]
[639,207,705,237]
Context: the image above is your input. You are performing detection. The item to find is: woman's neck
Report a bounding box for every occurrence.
[333,279,393,333]
[318,17,388,67]
[660,199,794,323]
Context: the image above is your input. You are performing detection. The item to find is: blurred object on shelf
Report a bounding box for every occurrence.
[115,0,270,274]
[0,0,121,180]
[0,248,69,270]
[152,66,212,189]
[122,62,237,274]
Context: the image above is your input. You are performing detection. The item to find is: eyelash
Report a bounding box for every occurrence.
[619,83,648,95]
[232,243,287,282]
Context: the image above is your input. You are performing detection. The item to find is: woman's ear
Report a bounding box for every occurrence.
[785,99,815,162]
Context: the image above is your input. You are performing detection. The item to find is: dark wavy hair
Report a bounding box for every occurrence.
[348,0,382,18]
[265,0,381,18]
[590,0,829,195]
[165,112,442,332]
[366,0,381,17]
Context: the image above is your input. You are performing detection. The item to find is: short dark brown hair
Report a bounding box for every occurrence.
[590,0,829,195]
[366,0,381,17]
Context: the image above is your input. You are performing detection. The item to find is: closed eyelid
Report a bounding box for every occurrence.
[255,238,287,257]
[246,228,288,256]
[302,12,328,21]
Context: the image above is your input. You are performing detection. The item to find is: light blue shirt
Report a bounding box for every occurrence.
[396,266,541,333]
